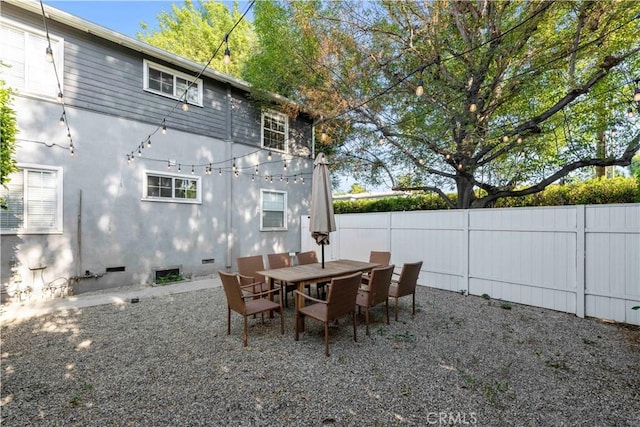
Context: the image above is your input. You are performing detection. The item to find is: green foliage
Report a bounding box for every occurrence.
[138,0,256,78]
[0,78,18,209]
[349,183,367,194]
[335,178,638,213]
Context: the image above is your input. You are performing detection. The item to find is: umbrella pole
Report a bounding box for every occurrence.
[321,244,325,269]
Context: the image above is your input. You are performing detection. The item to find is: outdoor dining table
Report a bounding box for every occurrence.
[257,259,379,331]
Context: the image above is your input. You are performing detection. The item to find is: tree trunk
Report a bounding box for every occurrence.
[596,130,606,178]
[456,177,476,209]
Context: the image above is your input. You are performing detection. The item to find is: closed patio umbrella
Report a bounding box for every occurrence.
[310,152,336,268]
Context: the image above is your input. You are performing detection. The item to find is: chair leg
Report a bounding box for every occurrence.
[385,300,390,325]
[279,307,284,335]
[324,322,330,356]
[295,310,302,341]
[243,316,248,347]
[412,292,416,316]
[352,312,357,342]
[365,307,370,336]
[394,297,399,321]
[227,307,231,335]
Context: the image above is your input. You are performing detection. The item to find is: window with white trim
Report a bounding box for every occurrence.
[261,111,288,153]
[0,20,64,99]
[143,171,201,203]
[1,165,63,234]
[260,189,287,231]
[143,59,202,106]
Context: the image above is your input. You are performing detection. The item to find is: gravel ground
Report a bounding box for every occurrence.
[1,285,639,426]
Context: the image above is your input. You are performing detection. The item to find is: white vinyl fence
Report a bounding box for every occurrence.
[301,204,640,326]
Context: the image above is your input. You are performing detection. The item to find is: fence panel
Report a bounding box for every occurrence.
[301,203,640,325]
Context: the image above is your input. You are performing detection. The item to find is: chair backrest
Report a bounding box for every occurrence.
[267,252,292,269]
[219,271,246,314]
[296,251,318,265]
[367,264,395,306]
[236,255,265,283]
[369,251,391,266]
[395,261,423,297]
[325,272,362,320]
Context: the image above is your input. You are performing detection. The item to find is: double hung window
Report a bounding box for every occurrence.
[143,59,202,106]
[0,20,63,99]
[261,111,288,153]
[260,190,287,231]
[1,165,63,234]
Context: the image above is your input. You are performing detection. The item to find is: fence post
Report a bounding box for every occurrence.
[576,205,586,318]
[463,209,470,295]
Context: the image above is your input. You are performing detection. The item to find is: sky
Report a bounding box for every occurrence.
[44,0,252,38]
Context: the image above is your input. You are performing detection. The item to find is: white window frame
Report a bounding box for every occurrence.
[142,170,202,204]
[260,189,288,231]
[0,18,64,100]
[143,59,203,107]
[261,110,289,153]
[0,164,63,235]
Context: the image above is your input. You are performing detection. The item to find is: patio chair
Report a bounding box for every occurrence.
[295,251,325,298]
[388,261,423,321]
[295,271,362,356]
[267,252,296,308]
[356,264,395,335]
[361,251,391,286]
[236,255,270,295]
[218,271,284,347]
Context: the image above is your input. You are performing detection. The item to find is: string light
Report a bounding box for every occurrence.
[59,113,65,126]
[634,86,640,103]
[223,34,231,65]
[167,160,171,170]
[162,120,167,135]
[182,96,189,111]
[178,164,181,172]
[45,45,53,62]
[147,137,152,148]
[415,66,425,97]
[57,91,63,103]
[191,165,195,174]
[268,151,272,161]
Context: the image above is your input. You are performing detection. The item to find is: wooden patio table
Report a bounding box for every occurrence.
[257,259,379,330]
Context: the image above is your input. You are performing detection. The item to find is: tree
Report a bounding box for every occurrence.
[247,0,640,208]
[349,183,367,194]
[138,0,256,78]
[0,76,18,209]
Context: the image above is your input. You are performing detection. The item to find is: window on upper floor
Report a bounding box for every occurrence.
[1,165,63,234]
[143,170,202,204]
[262,110,288,153]
[0,20,63,100]
[260,189,287,231]
[143,59,203,107]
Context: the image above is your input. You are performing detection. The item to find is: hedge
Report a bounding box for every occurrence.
[334,177,639,214]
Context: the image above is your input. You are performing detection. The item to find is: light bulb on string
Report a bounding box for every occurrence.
[147,137,152,148]
[223,34,231,65]
[191,165,195,175]
[502,135,509,143]
[634,87,640,103]
[219,169,222,176]
[255,165,259,175]
[415,78,424,97]
[57,92,63,103]
[59,113,65,126]
[628,107,635,119]
[162,120,167,135]
[182,97,189,111]
[69,143,75,156]
[167,161,171,170]
[469,100,477,112]
[415,66,425,97]
[45,46,53,62]
[251,175,255,182]
[283,160,287,170]
[232,158,237,173]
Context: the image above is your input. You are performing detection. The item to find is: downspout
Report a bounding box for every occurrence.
[225,85,233,271]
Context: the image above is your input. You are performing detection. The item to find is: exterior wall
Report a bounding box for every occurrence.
[301,204,640,326]
[1,3,314,297]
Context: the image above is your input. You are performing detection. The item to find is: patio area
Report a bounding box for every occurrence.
[1,283,639,426]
